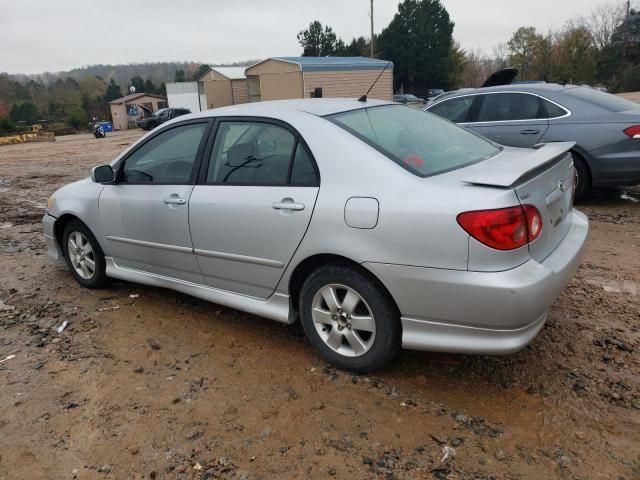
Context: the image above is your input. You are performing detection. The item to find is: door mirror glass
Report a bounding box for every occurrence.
[91,165,115,183]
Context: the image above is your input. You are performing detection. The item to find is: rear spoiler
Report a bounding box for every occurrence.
[462,142,575,187]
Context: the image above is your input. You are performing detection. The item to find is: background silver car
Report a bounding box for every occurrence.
[43,99,588,372]
[425,84,640,200]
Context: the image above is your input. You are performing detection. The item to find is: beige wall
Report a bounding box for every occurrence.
[200,69,237,108]
[203,79,233,109]
[231,79,249,104]
[246,59,300,75]
[245,59,304,101]
[302,70,393,101]
[259,72,304,100]
[110,103,127,130]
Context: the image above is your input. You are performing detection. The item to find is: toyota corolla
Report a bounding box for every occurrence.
[43,98,588,372]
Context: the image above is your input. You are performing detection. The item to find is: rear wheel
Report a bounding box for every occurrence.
[299,265,401,373]
[62,220,108,288]
[572,153,591,202]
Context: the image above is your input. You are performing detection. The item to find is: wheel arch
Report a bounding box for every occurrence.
[54,214,99,257]
[287,253,401,321]
[570,147,593,184]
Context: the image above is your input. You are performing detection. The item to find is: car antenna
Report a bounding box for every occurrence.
[358,60,393,102]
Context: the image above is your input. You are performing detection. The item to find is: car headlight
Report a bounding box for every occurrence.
[47,194,55,210]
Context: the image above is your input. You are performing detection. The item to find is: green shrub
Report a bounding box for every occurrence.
[66,107,88,130]
[0,116,16,134]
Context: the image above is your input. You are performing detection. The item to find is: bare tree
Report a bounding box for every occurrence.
[580,1,626,50]
[492,43,509,69]
[462,49,488,87]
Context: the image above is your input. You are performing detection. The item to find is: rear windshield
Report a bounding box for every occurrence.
[327,104,500,177]
[564,86,639,112]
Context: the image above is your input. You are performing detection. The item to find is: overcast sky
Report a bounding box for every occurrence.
[0,0,628,74]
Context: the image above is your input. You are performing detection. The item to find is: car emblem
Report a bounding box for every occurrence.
[558,179,566,193]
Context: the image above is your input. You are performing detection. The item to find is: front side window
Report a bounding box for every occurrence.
[476,93,544,122]
[121,123,206,184]
[428,96,475,123]
[207,121,317,186]
[328,105,500,177]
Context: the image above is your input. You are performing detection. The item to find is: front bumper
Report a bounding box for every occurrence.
[43,213,63,262]
[364,210,589,354]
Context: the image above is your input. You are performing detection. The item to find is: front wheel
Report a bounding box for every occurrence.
[62,220,108,288]
[299,265,401,373]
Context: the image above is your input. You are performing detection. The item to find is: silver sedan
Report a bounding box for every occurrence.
[43,99,588,372]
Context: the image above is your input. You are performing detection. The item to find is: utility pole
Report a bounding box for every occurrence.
[370,0,374,58]
[621,0,630,62]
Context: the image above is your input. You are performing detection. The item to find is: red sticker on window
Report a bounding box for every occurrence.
[403,154,424,167]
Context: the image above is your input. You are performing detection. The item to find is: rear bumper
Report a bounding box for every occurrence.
[363,210,589,354]
[42,213,62,262]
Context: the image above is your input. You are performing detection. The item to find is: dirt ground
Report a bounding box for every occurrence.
[0,130,639,480]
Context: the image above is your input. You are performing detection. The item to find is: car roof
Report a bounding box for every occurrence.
[430,83,574,103]
[190,98,394,120]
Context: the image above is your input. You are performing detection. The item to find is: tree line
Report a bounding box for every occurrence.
[297,0,640,95]
[1,0,639,135]
[0,63,224,134]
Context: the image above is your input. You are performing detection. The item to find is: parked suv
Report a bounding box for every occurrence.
[136,108,191,131]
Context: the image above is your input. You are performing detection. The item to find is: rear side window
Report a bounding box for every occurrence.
[290,143,317,186]
[476,93,545,122]
[428,96,475,123]
[542,99,568,118]
[564,86,639,112]
[206,121,318,186]
[328,105,500,177]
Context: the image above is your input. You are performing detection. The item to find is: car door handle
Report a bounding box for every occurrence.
[163,196,186,205]
[273,199,305,211]
[520,129,540,135]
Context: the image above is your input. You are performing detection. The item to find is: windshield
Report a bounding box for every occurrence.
[564,86,640,112]
[154,108,169,117]
[327,105,500,177]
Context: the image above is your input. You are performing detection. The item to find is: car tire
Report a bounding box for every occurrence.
[572,153,591,202]
[299,265,401,373]
[62,219,109,289]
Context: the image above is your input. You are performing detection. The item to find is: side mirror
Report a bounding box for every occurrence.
[91,165,115,183]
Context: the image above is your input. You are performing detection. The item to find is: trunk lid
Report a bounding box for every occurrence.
[463,142,576,262]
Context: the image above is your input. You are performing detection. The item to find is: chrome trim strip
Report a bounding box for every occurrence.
[194,249,284,268]
[106,235,193,254]
[104,257,293,324]
[426,90,572,123]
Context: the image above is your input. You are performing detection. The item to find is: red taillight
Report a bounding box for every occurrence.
[457,205,542,251]
[624,125,640,139]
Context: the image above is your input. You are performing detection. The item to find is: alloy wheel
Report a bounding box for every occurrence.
[67,231,96,280]
[311,284,376,357]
